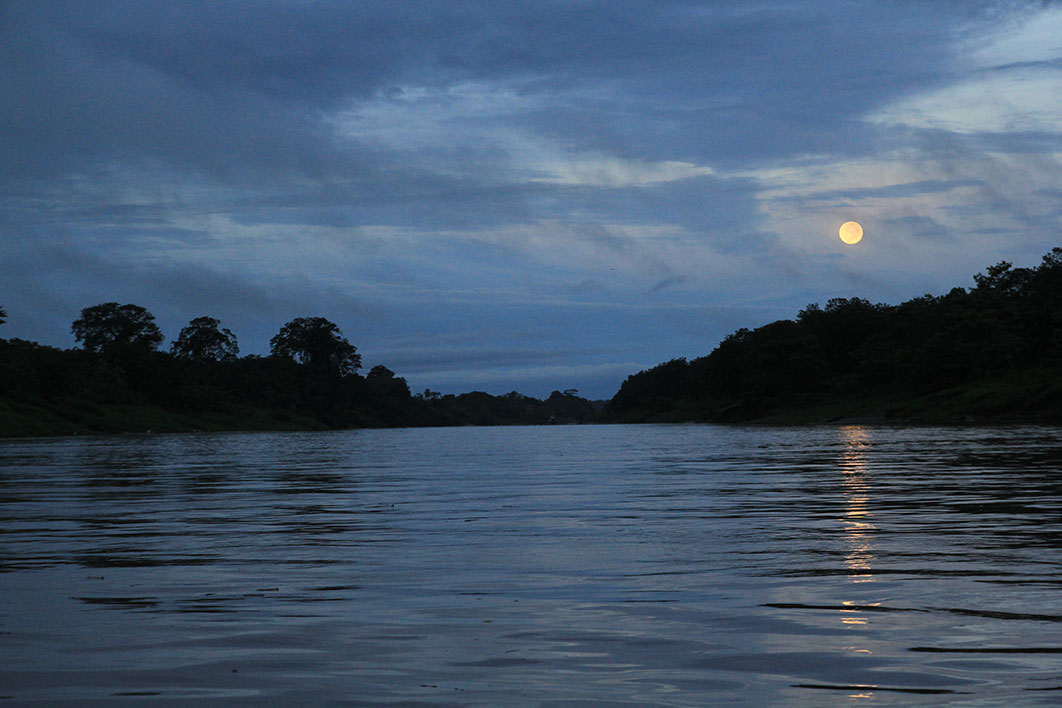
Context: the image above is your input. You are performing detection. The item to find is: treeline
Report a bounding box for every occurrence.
[0,304,598,436]
[606,248,1062,423]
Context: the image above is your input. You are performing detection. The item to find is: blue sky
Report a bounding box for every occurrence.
[3,1,1062,399]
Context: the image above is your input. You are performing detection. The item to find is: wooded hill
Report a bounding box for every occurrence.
[605,248,1062,424]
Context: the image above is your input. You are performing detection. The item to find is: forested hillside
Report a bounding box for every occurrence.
[606,248,1062,424]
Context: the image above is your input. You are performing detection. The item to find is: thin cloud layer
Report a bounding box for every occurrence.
[2,1,1060,398]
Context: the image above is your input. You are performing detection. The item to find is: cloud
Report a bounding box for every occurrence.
[868,6,1062,135]
[331,80,716,189]
[869,68,1062,134]
[531,158,713,188]
[649,276,688,293]
[883,215,951,241]
[968,6,1062,67]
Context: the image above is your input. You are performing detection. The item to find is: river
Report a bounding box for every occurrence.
[1,424,1060,706]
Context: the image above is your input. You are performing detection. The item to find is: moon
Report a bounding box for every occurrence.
[839,221,863,245]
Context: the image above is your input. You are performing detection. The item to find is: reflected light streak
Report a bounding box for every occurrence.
[840,426,875,584]
[835,428,879,661]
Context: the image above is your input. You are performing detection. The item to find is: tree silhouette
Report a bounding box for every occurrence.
[366,364,411,397]
[0,306,6,325]
[72,303,164,354]
[269,316,361,375]
[171,316,239,362]
[606,247,1062,423]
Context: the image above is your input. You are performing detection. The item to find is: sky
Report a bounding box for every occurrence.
[3,1,1062,399]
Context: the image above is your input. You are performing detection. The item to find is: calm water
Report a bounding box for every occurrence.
[1,424,1061,706]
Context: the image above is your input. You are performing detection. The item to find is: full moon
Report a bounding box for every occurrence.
[839,221,863,245]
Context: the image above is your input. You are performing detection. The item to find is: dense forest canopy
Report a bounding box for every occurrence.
[605,248,1062,423]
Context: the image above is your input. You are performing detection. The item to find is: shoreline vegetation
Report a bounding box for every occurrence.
[0,308,600,437]
[604,248,1062,426]
[0,350,603,437]
[3,248,1061,437]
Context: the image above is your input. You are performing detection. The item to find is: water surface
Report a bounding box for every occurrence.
[1,424,1060,706]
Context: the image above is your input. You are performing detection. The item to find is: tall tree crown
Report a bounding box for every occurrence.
[171,316,239,362]
[270,316,360,375]
[72,302,164,353]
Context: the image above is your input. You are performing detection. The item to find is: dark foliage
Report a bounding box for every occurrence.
[1,306,599,436]
[172,317,239,362]
[270,316,361,375]
[72,303,164,355]
[605,248,1062,423]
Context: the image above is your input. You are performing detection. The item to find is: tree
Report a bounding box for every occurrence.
[269,316,361,375]
[367,364,395,379]
[0,306,6,325]
[366,365,411,399]
[171,316,239,362]
[72,303,164,354]
[973,260,1033,296]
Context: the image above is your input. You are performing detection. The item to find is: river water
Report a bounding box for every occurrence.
[1,424,1060,706]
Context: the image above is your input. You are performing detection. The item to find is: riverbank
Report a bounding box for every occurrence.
[0,389,605,438]
[0,394,335,437]
[759,370,1061,425]
[603,367,1062,427]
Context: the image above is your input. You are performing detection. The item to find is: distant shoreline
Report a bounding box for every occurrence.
[4,389,1058,441]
